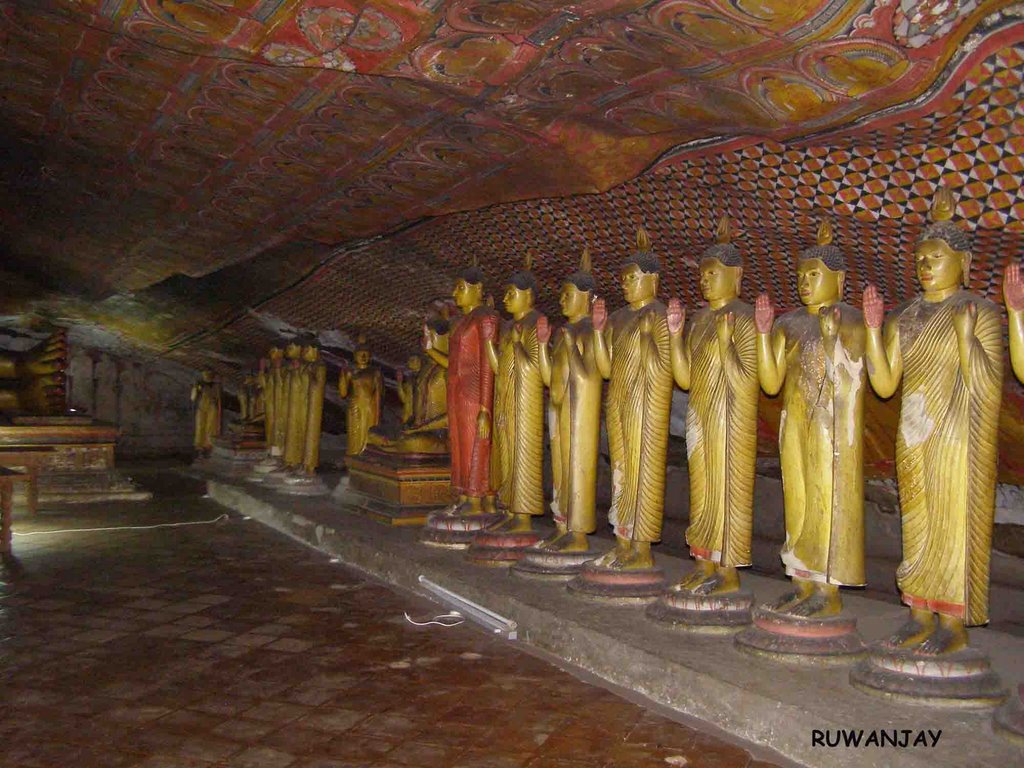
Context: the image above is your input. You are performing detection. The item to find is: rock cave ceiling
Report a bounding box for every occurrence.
[2,0,1024,478]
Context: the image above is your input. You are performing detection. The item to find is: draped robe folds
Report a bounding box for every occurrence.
[258,367,275,446]
[491,310,545,516]
[271,364,288,455]
[774,303,866,585]
[344,368,381,456]
[447,306,498,498]
[193,382,221,450]
[283,363,310,467]
[413,358,446,426]
[605,301,673,542]
[302,362,327,473]
[683,300,759,567]
[888,291,1002,625]
[549,318,602,532]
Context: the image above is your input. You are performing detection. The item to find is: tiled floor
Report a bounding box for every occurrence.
[0,472,781,768]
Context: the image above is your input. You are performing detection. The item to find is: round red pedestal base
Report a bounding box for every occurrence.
[734,606,864,663]
[567,562,667,602]
[646,587,753,633]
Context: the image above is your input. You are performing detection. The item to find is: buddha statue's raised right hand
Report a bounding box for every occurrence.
[592,297,607,332]
[1005,262,1024,312]
[754,293,774,334]
[863,284,884,329]
[536,315,551,344]
[667,298,685,336]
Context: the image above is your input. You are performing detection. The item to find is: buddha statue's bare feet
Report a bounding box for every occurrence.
[551,532,590,553]
[765,589,804,613]
[534,528,567,551]
[787,592,837,618]
[592,546,623,568]
[673,568,708,593]
[882,612,935,649]
[487,513,532,533]
[615,546,653,570]
[918,618,968,656]
[689,567,739,596]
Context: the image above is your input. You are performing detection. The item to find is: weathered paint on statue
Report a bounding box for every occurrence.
[337,337,382,457]
[668,216,759,596]
[483,255,546,533]
[756,221,866,616]
[536,250,602,552]
[191,369,221,453]
[591,228,673,570]
[1006,261,1024,384]
[863,188,1002,654]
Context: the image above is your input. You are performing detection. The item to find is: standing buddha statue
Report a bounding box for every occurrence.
[569,227,672,599]
[279,344,329,495]
[250,347,285,481]
[191,369,221,456]
[515,248,603,577]
[421,260,503,547]
[735,221,867,660]
[467,253,547,564]
[1005,261,1024,383]
[851,188,1004,705]
[648,215,759,629]
[337,335,382,457]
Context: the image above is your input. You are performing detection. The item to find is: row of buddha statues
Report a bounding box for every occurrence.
[218,186,1021,706]
[397,187,1019,706]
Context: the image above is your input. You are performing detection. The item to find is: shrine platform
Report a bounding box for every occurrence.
[190,469,1024,768]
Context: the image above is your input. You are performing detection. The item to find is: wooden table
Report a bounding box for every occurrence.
[0,446,55,518]
[0,467,29,555]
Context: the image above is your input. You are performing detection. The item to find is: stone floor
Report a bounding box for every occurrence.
[0,470,782,768]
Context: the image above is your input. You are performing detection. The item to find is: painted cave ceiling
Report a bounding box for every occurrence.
[2,0,1024,477]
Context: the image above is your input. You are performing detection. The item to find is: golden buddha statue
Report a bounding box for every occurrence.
[274,344,298,456]
[238,373,263,424]
[569,227,671,598]
[650,216,759,627]
[734,222,868,659]
[468,254,547,563]
[375,316,450,455]
[191,369,222,455]
[274,344,329,494]
[756,221,867,615]
[848,188,1005,706]
[1005,261,1024,383]
[0,330,68,415]
[398,355,420,425]
[250,347,285,479]
[257,352,278,449]
[337,335,382,457]
[515,248,602,577]
[282,344,311,471]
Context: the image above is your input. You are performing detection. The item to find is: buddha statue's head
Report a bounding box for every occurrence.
[797,221,845,311]
[200,369,215,383]
[504,252,536,318]
[561,247,595,321]
[453,260,485,313]
[354,335,371,369]
[620,227,659,306]
[301,345,320,363]
[407,354,422,373]
[916,187,971,296]
[268,347,284,366]
[699,216,743,307]
[284,341,302,360]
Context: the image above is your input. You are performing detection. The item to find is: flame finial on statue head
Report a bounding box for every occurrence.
[622,224,660,274]
[919,185,970,252]
[703,214,742,267]
[510,249,538,291]
[567,244,596,292]
[800,218,845,272]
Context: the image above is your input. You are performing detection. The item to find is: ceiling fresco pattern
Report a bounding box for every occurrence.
[0,0,1017,299]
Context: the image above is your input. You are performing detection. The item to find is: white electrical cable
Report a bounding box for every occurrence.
[403,611,465,628]
[11,513,231,536]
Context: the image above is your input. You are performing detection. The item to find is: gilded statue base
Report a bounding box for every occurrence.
[465,525,543,567]
[512,547,603,579]
[209,435,265,462]
[733,606,865,664]
[346,448,454,526]
[567,561,667,603]
[994,686,1024,745]
[850,645,1006,708]
[646,588,753,633]
[421,507,505,549]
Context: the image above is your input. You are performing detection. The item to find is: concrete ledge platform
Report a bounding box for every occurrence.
[193,470,1024,768]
